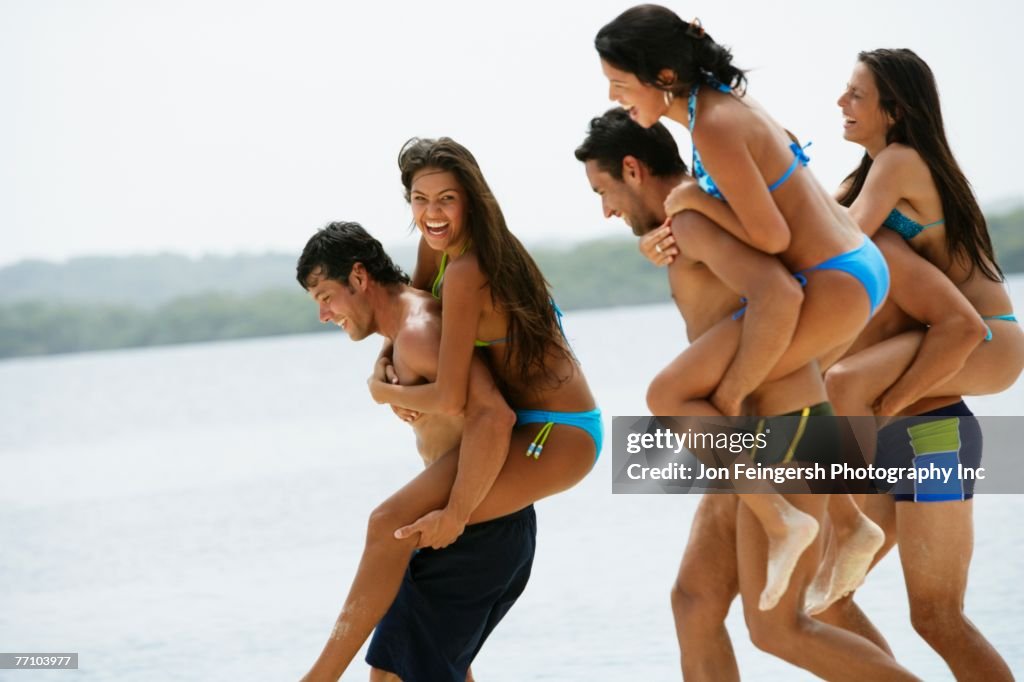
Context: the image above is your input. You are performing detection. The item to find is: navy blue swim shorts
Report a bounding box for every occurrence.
[875,401,981,502]
[366,504,537,681]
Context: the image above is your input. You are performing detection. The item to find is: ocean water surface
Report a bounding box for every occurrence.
[3,281,1023,681]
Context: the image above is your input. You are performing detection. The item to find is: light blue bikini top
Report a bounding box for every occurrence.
[883,209,945,240]
[687,77,811,202]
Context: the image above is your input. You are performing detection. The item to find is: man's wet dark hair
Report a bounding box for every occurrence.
[296,221,410,290]
[575,107,688,180]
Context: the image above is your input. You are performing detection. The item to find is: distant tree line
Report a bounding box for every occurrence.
[989,206,1024,274]
[0,290,327,358]
[0,250,416,308]
[2,205,1023,360]
[0,239,668,359]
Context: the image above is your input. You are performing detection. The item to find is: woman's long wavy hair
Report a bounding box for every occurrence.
[595,4,747,97]
[838,48,1003,281]
[398,137,573,388]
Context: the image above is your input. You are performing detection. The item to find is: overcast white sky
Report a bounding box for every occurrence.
[2,0,1022,266]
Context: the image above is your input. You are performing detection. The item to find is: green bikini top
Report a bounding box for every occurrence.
[430,250,507,348]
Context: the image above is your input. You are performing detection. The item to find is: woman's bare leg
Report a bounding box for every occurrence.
[742,494,820,611]
[828,322,1024,417]
[808,438,896,619]
[649,350,823,612]
[651,365,821,612]
[301,426,595,681]
[804,493,885,614]
[646,264,884,614]
[646,323,738,417]
[737,495,920,681]
[826,332,923,415]
[647,267,872,417]
[805,497,886,615]
[814,494,899,655]
[919,319,1024,397]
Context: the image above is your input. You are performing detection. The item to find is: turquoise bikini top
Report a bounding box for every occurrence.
[880,210,1014,341]
[687,77,811,202]
[430,250,507,347]
[883,209,944,240]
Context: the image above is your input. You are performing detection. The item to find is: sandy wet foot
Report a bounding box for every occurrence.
[805,513,884,615]
[759,507,820,611]
[804,527,838,613]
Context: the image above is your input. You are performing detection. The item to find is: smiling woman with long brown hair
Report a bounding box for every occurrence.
[823,48,1018,681]
[297,137,602,681]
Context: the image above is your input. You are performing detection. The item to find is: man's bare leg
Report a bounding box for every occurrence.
[814,595,894,658]
[897,500,1013,681]
[670,494,741,681]
[303,427,594,681]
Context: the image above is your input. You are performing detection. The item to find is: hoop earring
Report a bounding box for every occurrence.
[664,90,674,107]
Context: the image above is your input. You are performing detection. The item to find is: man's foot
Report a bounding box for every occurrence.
[805,513,884,615]
[759,508,819,611]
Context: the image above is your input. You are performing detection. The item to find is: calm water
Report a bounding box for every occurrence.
[2,279,1023,681]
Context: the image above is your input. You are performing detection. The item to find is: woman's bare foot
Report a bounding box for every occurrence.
[759,506,820,611]
[805,512,884,615]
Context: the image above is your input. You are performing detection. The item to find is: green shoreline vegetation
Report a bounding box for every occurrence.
[3,207,1023,360]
